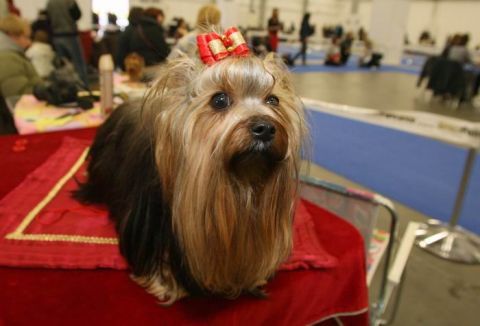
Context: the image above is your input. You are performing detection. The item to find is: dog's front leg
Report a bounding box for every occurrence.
[130,273,187,305]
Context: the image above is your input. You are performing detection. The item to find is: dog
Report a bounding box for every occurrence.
[75,40,306,304]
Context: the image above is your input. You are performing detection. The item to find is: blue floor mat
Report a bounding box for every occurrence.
[291,64,420,75]
[279,44,423,75]
[306,108,480,234]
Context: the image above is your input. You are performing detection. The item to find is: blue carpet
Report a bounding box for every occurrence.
[306,109,479,234]
[279,44,423,75]
[291,64,420,75]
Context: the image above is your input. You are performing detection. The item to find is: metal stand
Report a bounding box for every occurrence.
[416,148,480,264]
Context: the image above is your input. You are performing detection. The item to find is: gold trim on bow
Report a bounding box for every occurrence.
[208,39,227,55]
[229,31,246,49]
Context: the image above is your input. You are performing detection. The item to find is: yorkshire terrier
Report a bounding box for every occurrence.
[75,30,306,304]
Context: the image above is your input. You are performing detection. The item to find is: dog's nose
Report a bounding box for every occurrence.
[251,121,276,141]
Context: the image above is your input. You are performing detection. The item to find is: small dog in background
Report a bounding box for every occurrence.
[75,33,307,304]
[124,52,145,82]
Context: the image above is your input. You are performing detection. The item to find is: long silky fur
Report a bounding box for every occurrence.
[75,52,307,303]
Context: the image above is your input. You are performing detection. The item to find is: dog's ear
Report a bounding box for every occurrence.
[262,52,295,92]
[140,55,198,126]
[145,55,198,103]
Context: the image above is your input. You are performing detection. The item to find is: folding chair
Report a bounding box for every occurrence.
[299,175,418,325]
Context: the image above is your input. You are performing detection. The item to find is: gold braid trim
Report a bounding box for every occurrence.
[229,31,246,49]
[6,233,118,244]
[5,147,117,245]
[208,39,227,55]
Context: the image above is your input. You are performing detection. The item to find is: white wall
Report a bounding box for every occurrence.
[433,1,480,46]
[15,0,93,31]
[14,0,480,46]
[356,0,480,48]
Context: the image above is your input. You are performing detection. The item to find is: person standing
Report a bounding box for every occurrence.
[267,8,282,52]
[47,0,88,86]
[292,13,314,65]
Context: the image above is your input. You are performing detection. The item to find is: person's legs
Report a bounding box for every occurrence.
[53,36,89,87]
[52,38,70,60]
[301,39,307,65]
[269,34,279,52]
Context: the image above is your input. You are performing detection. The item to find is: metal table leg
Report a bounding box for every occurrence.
[416,148,480,264]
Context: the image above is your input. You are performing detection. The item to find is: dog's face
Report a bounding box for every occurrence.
[148,54,304,191]
[143,53,306,298]
[187,56,302,183]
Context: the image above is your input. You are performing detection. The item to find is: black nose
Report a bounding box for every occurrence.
[251,121,276,141]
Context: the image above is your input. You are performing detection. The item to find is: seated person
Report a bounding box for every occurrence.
[168,4,221,59]
[324,37,342,66]
[26,30,55,78]
[448,34,471,64]
[0,15,42,98]
[117,7,170,69]
[340,32,354,65]
[358,39,383,68]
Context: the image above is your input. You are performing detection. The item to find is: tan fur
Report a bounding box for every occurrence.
[140,53,307,302]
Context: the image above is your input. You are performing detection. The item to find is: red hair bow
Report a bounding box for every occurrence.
[197,27,250,65]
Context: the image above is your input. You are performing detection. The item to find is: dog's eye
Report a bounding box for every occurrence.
[265,95,280,107]
[210,92,231,110]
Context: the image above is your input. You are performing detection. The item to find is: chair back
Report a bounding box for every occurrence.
[299,176,379,254]
[427,57,466,98]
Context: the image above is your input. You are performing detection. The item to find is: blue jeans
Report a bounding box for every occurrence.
[52,35,89,87]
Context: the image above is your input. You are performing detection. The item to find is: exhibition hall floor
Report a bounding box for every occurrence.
[292,71,480,122]
[307,163,480,326]
[295,68,480,326]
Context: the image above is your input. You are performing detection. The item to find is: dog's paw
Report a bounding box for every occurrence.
[130,274,187,305]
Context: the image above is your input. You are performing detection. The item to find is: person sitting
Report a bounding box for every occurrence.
[340,32,354,65]
[174,18,188,42]
[26,30,55,78]
[251,36,269,57]
[31,9,51,41]
[324,37,342,66]
[117,7,170,69]
[168,4,221,59]
[0,15,42,98]
[116,7,143,70]
[358,39,382,68]
[447,34,471,64]
[419,30,435,46]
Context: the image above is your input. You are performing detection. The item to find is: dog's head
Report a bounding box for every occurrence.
[142,52,307,298]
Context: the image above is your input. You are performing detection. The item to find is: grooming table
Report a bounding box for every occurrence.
[0,128,368,326]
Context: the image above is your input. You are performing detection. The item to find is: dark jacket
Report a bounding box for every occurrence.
[117,17,170,69]
[427,58,466,98]
[47,0,81,36]
[299,16,314,40]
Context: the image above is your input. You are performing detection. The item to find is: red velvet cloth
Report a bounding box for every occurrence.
[0,137,336,271]
[0,129,368,325]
